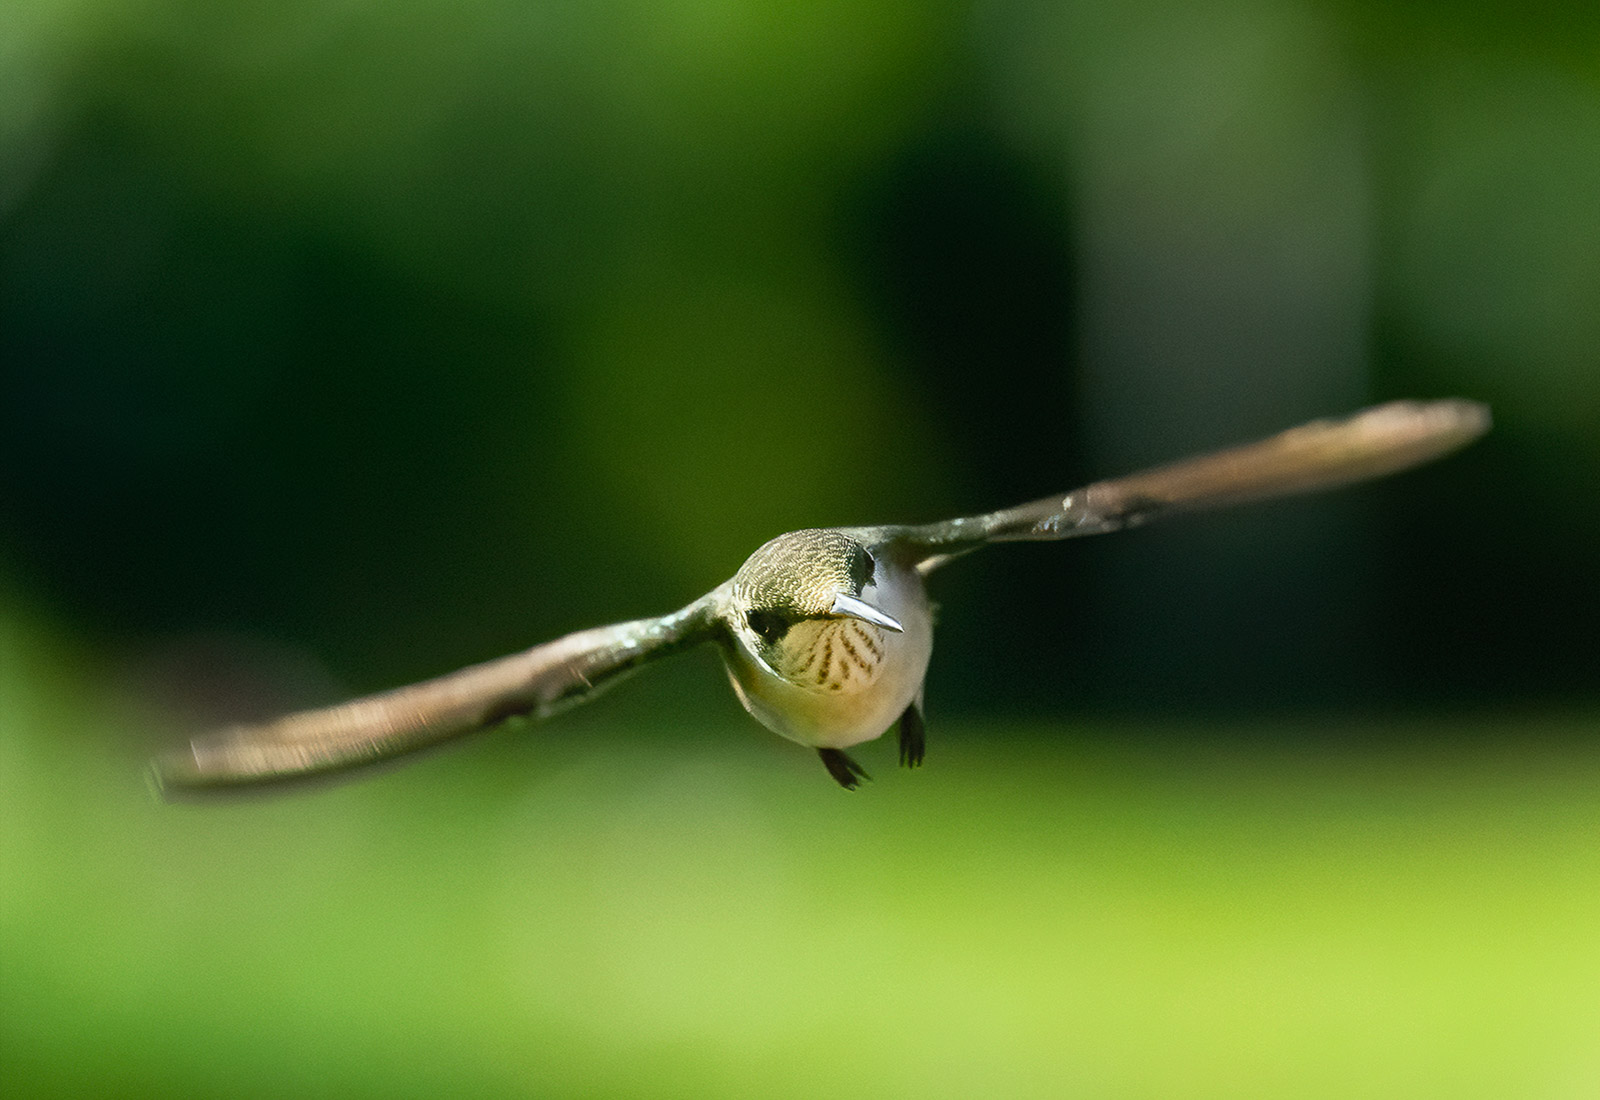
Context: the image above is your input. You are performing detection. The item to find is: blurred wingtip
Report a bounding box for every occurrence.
[148,732,276,799]
[148,743,206,800]
[1354,397,1492,469]
[1420,397,1492,441]
[1405,395,1489,432]
[145,760,169,802]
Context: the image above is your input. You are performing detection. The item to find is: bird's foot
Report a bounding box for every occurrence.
[818,748,870,790]
[897,702,925,768]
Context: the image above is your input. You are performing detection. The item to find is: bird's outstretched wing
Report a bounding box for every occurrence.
[891,399,1490,570]
[155,591,726,792]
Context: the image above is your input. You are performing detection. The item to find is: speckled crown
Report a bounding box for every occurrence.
[732,530,867,616]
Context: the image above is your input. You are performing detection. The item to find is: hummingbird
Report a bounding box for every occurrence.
[155,399,1489,792]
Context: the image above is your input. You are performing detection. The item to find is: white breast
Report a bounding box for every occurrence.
[722,562,934,750]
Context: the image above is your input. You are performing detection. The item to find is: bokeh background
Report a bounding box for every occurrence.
[3,0,1598,1096]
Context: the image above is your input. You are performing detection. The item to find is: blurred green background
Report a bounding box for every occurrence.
[3,0,1598,1096]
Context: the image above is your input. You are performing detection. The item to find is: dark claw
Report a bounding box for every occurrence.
[897,703,925,768]
[818,748,870,790]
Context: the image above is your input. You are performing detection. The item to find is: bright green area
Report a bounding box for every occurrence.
[5,609,1598,1099]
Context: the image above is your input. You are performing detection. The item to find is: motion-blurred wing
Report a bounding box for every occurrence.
[156,594,723,791]
[895,399,1489,570]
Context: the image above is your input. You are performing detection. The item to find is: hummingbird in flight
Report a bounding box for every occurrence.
[156,399,1488,792]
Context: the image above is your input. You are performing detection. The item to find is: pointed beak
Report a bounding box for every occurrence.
[829,593,904,633]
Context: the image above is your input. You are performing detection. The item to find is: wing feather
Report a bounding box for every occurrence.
[156,592,724,791]
[892,399,1489,569]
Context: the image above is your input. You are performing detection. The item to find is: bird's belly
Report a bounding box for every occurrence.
[723,575,933,750]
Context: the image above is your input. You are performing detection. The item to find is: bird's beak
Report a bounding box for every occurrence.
[829,593,904,633]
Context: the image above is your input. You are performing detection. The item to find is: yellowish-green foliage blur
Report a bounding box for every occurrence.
[5,604,1600,1098]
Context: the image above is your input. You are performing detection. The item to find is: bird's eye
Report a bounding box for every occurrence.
[746,610,790,645]
[849,546,876,593]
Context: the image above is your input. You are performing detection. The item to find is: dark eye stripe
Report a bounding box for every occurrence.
[746,610,790,645]
[849,546,876,593]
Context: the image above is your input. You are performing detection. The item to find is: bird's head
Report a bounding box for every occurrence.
[728,530,902,665]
